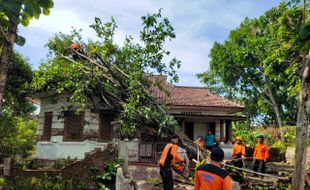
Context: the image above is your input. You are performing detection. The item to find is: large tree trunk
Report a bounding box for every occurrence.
[265,86,285,141]
[175,130,209,160]
[0,20,18,112]
[292,51,310,190]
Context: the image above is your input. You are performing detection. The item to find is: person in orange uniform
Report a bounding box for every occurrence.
[194,148,232,190]
[70,42,85,60]
[232,136,246,168]
[195,135,206,149]
[159,134,183,190]
[253,135,269,173]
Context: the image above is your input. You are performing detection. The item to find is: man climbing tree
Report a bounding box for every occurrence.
[70,42,86,60]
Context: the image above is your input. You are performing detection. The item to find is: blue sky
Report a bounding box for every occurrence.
[16,0,283,86]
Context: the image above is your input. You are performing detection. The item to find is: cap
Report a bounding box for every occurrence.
[210,148,224,162]
[70,42,81,49]
[236,136,242,141]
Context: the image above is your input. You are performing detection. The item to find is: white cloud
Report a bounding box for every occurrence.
[16,0,282,86]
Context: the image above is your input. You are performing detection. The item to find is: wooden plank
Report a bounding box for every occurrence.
[3,158,11,177]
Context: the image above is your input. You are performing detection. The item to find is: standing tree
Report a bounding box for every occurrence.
[0,0,53,112]
[291,0,310,189]
[198,3,302,141]
[0,51,37,161]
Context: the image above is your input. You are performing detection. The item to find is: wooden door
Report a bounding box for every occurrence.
[99,113,114,141]
[185,122,194,140]
[42,112,53,141]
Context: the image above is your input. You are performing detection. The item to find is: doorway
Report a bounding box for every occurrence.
[184,122,194,140]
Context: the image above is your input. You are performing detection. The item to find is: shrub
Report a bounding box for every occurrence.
[96,160,122,190]
[3,174,71,190]
[0,115,38,162]
[0,177,5,188]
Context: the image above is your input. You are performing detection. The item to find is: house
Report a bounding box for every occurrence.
[34,76,245,159]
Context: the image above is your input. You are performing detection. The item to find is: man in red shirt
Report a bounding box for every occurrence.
[253,135,269,173]
[159,134,183,190]
[194,148,232,190]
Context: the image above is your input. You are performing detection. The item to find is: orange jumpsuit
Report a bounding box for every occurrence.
[159,143,182,190]
[232,143,246,157]
[253,143,269,173]
[253,143,269,160]
[194,164,232,190]
[195,139,206,149]
[159,143,182,167]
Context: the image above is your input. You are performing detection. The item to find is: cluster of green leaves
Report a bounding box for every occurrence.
[96,160,122,190]
[3,174,70,190]
[0,177,5,188]
[49,156,78,170]
[0,0,53,45]
[0,114,37,162]
[198,3,303,126]
[232,122,299,148]
[232,122,267,147]
[2,52,35,116]
[32,10,180,137]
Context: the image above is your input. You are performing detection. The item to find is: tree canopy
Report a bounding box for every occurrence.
[32,11,181,137]
[0,0,54,112]
[198,3,303,128]
[3,52,35,116]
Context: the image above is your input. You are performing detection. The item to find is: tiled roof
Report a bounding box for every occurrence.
[149,76,244,109]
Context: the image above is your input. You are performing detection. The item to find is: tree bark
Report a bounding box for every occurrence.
[0,20,18,112]
[292,51,310,190]
[265,86,285,141]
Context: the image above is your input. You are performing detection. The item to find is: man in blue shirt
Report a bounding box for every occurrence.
[204,130,215,151]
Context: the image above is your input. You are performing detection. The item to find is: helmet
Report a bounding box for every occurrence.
[235,136,243,141]
[70,42,81,49]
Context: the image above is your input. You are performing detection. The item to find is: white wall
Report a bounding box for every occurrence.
[36,94,110,159]
[193,123,207,140]
[38,94,100,138]
[193,122,223,141]
[36,136,108,159]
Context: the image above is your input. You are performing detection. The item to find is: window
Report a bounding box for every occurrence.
[64,111,84,141]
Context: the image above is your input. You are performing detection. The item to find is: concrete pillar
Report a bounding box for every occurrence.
[220,120,225,142]
[118,140,129,176]
[225,120,232,141]
[181,119,185,132]
[215,121,220,140]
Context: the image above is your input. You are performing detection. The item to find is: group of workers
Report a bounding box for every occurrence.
[159,133,270,190]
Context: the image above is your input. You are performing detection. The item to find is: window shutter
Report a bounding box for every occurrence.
[42,112,53,141]
[64,111,84,141]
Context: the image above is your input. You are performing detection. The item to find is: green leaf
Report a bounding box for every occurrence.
[299,23,310,40]
[15,34,26,46]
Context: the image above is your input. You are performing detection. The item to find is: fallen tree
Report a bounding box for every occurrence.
[32,11,207,160]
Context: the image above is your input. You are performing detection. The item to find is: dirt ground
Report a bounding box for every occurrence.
[129,164,194,190]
